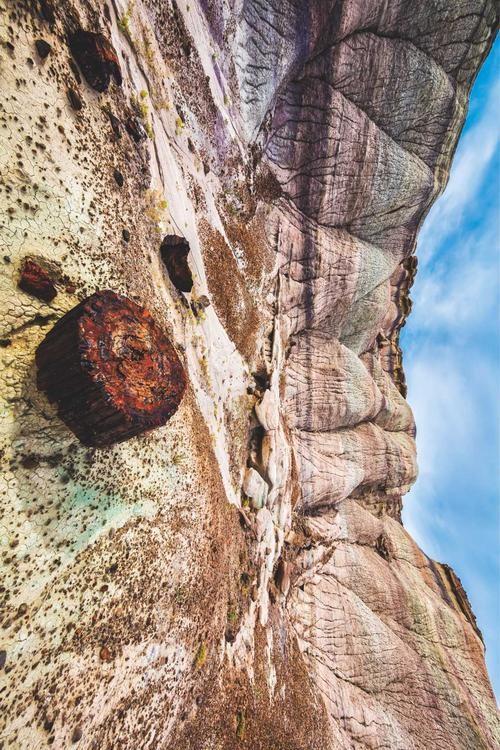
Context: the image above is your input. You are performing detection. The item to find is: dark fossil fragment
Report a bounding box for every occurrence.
[36,291,187,446]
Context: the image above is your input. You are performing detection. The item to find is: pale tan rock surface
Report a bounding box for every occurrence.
[0,1,498,748]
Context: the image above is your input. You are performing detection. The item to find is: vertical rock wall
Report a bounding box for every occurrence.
[0,1,498,748]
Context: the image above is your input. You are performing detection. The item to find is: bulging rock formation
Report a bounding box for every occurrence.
[0,1,498,749]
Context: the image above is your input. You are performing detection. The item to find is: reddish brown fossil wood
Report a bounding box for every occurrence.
[18,259,57,302]
[68,30,122,93]
[36,291,186,446]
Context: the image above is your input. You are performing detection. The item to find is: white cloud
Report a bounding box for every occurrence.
[418,78,500,267]
[410,223,498,333]
[401,54,500,696]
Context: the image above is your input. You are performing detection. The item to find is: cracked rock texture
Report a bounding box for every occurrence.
[0,1,498,749]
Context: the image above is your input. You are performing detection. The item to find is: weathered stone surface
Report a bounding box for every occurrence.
[284,332,386,432]
[0,1,498,748]
[36,291,187,446]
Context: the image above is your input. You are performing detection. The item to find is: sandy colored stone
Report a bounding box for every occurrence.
[0,1,498,748]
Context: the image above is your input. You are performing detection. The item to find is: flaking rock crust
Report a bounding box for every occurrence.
[0,1,498,749]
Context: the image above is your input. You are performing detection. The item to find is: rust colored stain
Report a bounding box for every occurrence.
[99,646,113,662]
[68,30,122,93]
[160,235,193,293]
[18,259,57,302]
[36,291,187,446]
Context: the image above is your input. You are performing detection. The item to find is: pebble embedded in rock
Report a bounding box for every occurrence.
[122,229,130,242]
[113,169,124,187]
[71,727,83,743]
[35,39,51,59]
[107,110,121,139]
[160,235,193,293]
[18,259,57,302]
[67,87,83,111]
[68,30,122,93]
[36,290,187,447]
[99,646,113,662]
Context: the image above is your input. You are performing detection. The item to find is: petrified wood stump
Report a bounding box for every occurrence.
[160,235,194,292]
[36,291,186,446]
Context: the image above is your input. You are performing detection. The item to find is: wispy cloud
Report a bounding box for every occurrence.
[403,344,498,545]
[418,76,500,267]
[401,42,499,697]
[409,225,498,333]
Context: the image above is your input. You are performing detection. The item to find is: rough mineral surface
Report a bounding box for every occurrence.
[0,1,498,749]
[36,290,187,446]
[18,259,57,303]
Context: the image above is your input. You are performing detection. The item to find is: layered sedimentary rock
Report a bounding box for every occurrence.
[0,1,498,749]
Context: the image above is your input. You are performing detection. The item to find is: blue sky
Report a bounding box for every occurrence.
[401,40,499,698]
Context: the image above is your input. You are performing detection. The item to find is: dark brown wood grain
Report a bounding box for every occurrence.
[36,291,186,446]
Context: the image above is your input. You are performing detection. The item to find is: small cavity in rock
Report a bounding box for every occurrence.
[69,58,82,84]
[71,727,83,743]
[107,110,121,139]
[35,39,51,59]
[125,115,147,143]
[191,295,210,317]
[39,0,55,24]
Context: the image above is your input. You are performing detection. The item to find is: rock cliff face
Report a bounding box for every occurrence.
[0,1,498,749]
